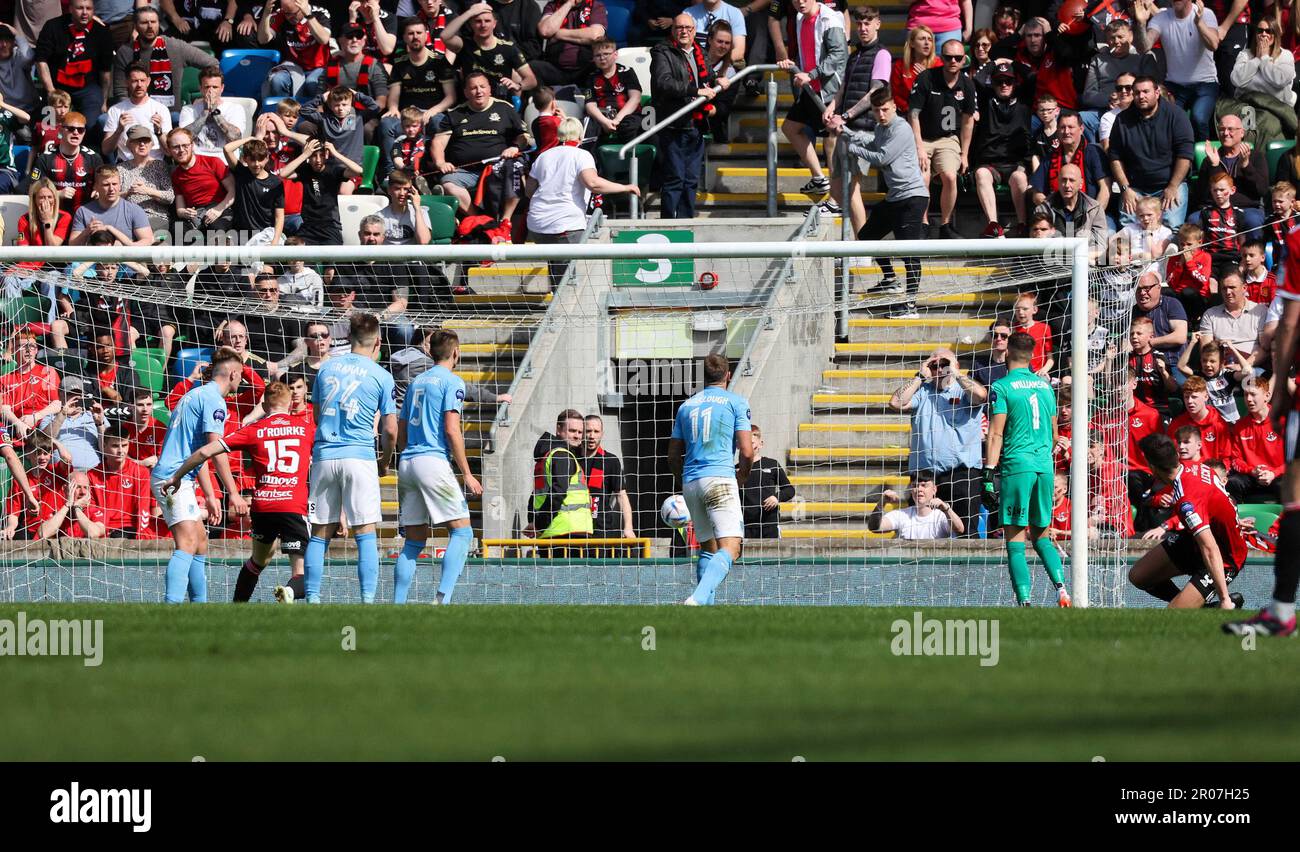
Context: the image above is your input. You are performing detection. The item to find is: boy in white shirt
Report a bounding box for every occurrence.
[867,470,964,540]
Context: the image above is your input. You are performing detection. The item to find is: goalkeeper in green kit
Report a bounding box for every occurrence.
[983,331,1072,607]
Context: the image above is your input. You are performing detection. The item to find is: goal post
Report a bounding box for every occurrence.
[0,233,1108,606]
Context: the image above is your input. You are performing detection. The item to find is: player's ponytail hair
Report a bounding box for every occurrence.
[263,381,291,410]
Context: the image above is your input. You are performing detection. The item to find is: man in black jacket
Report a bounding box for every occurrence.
[34,0,115,132]
[740,424,795,539]
[971,66,1031,237]
[650,13,728,219]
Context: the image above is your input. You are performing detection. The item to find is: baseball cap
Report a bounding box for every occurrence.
[992,69,1016,83]
[342,24,366,38]
[126,124,154,141]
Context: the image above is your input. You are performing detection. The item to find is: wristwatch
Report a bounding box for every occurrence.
[224,17,235,24]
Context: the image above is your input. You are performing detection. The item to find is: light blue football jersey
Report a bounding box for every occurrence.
[153,382,228,481]
[400,365,465,461]
[671,386,752,483]
[312,353,398,461]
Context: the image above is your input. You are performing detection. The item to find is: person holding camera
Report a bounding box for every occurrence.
[888,347,985,536]
[866,469,964,540]
[39,377,105,472]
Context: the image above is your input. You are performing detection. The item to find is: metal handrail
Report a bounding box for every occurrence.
[487,208,604,444]
[620,62,784,219]
[729,203,822,388]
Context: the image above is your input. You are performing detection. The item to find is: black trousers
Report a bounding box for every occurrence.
[858,195,927,298]
[934,464,981,538]
[1226,472,1281,505]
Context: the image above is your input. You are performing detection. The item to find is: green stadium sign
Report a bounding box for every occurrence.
[611,230,694,287]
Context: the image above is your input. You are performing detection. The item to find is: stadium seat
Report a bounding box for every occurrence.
[618,47,652,100]
[191,40,214,56]
[338,195,387,245]
[597,143,655,184]
[1239,503,1281,534]
[422,193,460,216]
[180,66,200,107]
[360,145,380,190]
[1267,140,1296,181]
[605,2,631,46]
[12,144,29,176]
[1192,141,1221,171]
[219,50,280,100]
[130,348,166,396]
[0,194,27,240]
[426,203,456,244]
[173,346,212,384]
[261,95,293,115]
[152,400,170,426]
[222,96,259,137]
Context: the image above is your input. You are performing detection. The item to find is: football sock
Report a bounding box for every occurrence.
[691,549,732,605]
[233,558,264,603]
[1006,541,1031,604]
[287,574,305,599]
[305,536,329,602]
[188,554,208,603]
[356,532,378,603]
[438,526,473,603]
[1033,537,1065,586]
[694,551,713,604]
[1140,580,1180,602]
[394,539,423,604]
[1271,510,1300,606]
[164,550,193,604]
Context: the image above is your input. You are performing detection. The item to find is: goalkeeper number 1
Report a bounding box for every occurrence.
[983,332,1071,607]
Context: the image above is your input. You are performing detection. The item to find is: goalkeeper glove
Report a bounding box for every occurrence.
[981,467,999,512]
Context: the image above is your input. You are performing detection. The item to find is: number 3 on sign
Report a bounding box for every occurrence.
[634,233,672,284]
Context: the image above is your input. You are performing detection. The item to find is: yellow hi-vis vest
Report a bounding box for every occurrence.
[534,446,593,538]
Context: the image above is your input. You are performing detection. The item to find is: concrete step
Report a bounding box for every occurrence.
[442,318,540,345]
[779,500,879,521]
[788,446,910,466]
[452,292,551,308]
[776,527,894,541]
[847,316,997,343]
[786,472,908,501]
[693,190,883,208]
[707,140,824,160]
[833,340,985,362]
[711,165,877,194]
[820,368,921,396]
[810,392,894,414]
[798,421,910,449]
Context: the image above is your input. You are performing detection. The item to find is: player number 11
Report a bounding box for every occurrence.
[690,408,712,443]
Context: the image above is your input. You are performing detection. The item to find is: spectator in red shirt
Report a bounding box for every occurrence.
[890,25,940,112]
[259,0,333,100]
[36,468,105,540]
[0,330,61,442]
[127,386,165,468]
[1127,316,1174,414]
[1228,375,1284,503]
[168,127,235,233]
[1166,375,1233,465]
[88,427,154,539]
[1011,291,1053,376]
[1,432,69,539]
[1167,222,1214,323]
[1124,364,1164,531]
[1240,240,1277,305]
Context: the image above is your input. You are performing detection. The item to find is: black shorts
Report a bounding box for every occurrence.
[975,162,1023,184]
[1160,530,1241,598]
[250,511,310,554]
[785,89,826,131]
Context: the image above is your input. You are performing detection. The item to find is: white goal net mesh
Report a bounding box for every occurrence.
[0,226,1136,606]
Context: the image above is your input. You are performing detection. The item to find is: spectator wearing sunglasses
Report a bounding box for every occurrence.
[971,318,1013,391]
[1079,20,1157,144]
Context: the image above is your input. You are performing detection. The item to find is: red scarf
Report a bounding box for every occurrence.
[397,135,427,173]
[687,41,715,127]
[133,36,174,104]
[326,54,373,89]
[1048,143,1088,196]
[57,21,94,89]
[419,6,448,53]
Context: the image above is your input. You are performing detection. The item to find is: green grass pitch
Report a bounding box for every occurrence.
[1,604,1296,761]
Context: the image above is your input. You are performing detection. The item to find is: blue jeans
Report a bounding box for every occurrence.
[1166,80,1219,141]
[1078,109,1101,144]
[1118,182,1190,229]
[268,66,325,99]
[378,114,403,175]
[659,126,703,220]
[933,29,963,51]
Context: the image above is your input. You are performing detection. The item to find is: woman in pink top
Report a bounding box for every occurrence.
[907,0,972,50]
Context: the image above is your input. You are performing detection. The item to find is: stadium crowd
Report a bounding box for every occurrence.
[0,0,1294,548]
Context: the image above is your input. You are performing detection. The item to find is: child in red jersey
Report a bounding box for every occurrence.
[1127,316,1174,413]
[1227,375,1284,503]
[1167,222,1213,324]
[1011,291,1053,376]
[1239,240,1276,305]
[164,382,313,603]
[88,428,156,539]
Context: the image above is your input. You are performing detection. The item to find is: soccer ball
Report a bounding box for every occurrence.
[660,495,691,530]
